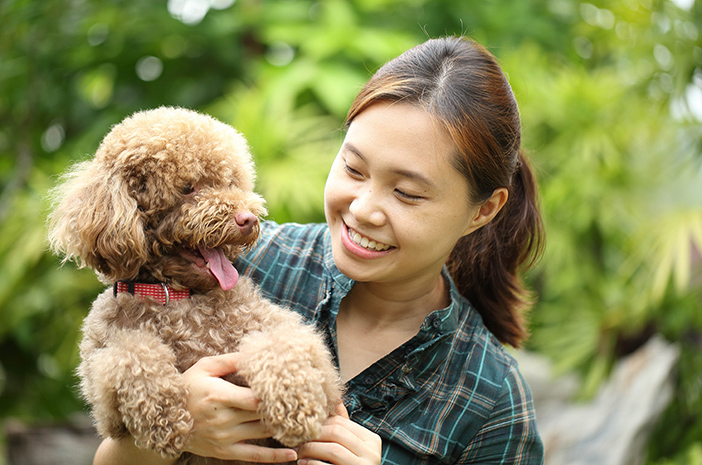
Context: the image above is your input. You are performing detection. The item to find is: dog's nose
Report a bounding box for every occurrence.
[235,212,258,236]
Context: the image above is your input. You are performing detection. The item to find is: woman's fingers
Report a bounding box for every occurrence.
[335,402,350,419]
[214,442,298,463]
[185,377,261,424]
[185,418,295,460]
[191,352,242,377]
[296,413,382,465]
[180,353,298,462]
[184,353,260,412]
[297,442,355,465]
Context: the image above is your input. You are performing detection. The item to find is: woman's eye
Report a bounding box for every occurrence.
[395,189,424,202]
[182,184,195,195]
[343,162,362,178]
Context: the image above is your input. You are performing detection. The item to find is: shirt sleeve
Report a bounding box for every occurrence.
[235,220,279,274]
[456,364,544,464]
[234,221,329,322]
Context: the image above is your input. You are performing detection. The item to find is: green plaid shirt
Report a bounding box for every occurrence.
[236,221,544,464]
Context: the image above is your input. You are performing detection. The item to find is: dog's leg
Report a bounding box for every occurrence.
[79,345,130,440]
[236,310,343,447]
[84,329,193,458]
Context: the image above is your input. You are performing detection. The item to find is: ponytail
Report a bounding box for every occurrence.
[447,150,544,348]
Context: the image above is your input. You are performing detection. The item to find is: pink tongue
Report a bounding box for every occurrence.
[198,245,239,290]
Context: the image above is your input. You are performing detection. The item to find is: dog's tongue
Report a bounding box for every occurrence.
[198,245,239,290]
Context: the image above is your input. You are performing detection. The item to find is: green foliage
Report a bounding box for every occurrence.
[0,169,100,420]
[1,0,701,463]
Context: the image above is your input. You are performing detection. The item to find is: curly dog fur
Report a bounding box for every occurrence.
[48,107,342,464]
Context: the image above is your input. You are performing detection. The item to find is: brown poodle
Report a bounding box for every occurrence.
[48,107,342,464]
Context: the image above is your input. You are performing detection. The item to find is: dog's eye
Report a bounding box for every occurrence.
[181,184,195,195]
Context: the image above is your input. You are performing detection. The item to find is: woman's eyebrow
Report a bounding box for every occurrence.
[342,142,436,189]
[343,142,367,162]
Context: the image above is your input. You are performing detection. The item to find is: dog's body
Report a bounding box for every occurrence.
[49,107,342,464]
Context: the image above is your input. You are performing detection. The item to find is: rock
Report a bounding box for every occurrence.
[5,415,101,465]
[515,335,680,465]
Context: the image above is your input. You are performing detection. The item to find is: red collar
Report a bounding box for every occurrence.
[113,281,191,305]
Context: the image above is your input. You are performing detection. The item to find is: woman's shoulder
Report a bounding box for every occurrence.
[446,280,521,380]
[455,329,543,462]
[258,220,328,245]
[465,311,521,375]
[235,221,331,314]
[441,293,533,418]
[453,310,521,387]
[451,305,543,460]
[367,310,541,464]
[244,221,329,264]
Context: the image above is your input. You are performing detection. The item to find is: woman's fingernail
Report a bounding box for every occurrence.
[297,460,307,465]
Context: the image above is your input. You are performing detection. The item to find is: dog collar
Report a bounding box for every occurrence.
[113,281,190,306]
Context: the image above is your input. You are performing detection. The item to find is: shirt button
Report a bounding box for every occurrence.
[363,375,375,386]
[431,316,442,328]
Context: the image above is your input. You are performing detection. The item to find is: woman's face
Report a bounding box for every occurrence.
[324,101,485,287]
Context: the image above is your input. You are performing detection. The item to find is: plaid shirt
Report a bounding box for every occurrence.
[236,221,544,464]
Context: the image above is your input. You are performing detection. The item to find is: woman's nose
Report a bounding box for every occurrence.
[349,189,385,226]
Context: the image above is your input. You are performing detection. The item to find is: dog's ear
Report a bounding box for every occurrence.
[48,159,148,280]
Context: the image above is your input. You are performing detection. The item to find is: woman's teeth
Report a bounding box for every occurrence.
[349,228,391,251]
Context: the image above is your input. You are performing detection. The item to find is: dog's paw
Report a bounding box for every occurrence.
[105,330,194,457]
[120,375,193,457]
[129,406,193,458]
[236,330,340,446]
[265,389,328,447]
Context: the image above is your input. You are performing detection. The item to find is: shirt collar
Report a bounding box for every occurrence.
[321,224,463,336]
[322,227,355,296]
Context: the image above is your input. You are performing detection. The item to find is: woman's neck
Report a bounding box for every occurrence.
[336,273,449,383]
[341,273,449,332]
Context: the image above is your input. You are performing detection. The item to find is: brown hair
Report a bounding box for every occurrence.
[346,37,544,347]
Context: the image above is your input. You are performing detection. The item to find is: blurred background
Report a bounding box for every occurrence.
[1,0,701,463]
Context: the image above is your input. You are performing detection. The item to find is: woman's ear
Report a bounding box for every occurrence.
[463,187,509,236]
[48,159,148,280]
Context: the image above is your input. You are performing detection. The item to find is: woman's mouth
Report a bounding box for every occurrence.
[341,223,395,260]
[347,226,392,251]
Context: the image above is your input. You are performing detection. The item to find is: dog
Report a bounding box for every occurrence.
[48,106,342,464]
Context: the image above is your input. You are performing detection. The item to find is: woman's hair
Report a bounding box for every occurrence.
[346,36,545,348]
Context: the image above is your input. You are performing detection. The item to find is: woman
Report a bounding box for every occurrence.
[95,36,545,465]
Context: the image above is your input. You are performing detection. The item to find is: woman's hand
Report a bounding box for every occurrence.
[296,404,382,465]
[181,353,298,463]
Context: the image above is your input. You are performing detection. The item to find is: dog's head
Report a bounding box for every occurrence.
[48,106,267,292]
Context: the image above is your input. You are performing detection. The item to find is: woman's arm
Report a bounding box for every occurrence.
[94,437,178,465]
[93,353,298,465]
